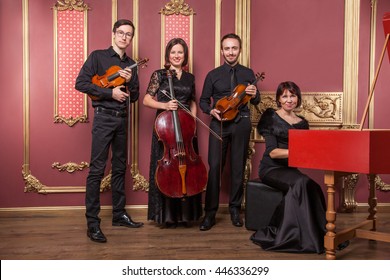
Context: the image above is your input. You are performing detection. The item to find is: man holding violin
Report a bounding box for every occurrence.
[199,33,260,231]
[75,19,143,243]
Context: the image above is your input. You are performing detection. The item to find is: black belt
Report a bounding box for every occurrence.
[95,107,127,118]
[234,114,250,123]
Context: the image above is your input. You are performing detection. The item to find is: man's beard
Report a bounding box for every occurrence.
[223,54,238,66]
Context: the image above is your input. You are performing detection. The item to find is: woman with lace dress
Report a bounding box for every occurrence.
[250,81,327,253]
[143,38,202,227]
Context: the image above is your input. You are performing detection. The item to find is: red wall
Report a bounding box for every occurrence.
[1,0,389,209]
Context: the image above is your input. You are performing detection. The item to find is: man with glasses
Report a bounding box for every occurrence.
[76,19,143,243]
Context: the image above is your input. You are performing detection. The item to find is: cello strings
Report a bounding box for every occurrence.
[160,90,222,142]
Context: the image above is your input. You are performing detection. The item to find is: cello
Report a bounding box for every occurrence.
[215,72,265,121]
[154,67,207,198]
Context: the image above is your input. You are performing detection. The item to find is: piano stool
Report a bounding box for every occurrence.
[245,178,284,231]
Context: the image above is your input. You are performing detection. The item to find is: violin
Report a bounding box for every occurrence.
[89,58,149,100]
[215,71,265,121]
[154,67,208,198]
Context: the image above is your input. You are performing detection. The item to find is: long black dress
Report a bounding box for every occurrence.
[250,108,326,253]
[146,69,203,225]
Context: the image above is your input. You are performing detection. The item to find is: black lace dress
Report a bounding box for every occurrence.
[146,69,203,225]
[250,108,327,253]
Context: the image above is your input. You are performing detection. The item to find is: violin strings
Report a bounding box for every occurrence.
[160,90,222,142]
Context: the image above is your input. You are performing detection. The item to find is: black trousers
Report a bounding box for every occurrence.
[85,112,128,228]
[204,117,252,214]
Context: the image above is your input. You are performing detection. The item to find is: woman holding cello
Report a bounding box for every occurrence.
[143,38,205,227]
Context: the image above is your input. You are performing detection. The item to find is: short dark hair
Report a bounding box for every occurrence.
[165,38,189,67]
[275,81,302,107]
[112,19,135,33]
[220,33,242,49]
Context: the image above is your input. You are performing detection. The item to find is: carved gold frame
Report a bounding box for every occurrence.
[159,0,195,72]
[235,0,250,67]
[53,0,89,126]
[22,0,109,193]
[214,0,222,67]
[129,0,149,191]
[52,161,89,173]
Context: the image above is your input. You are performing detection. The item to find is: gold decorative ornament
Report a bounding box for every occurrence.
[339,173,359,212]
[54,115,88,127]
[250,91,343,142]
[242,139,255,209]
[52,161,89,173]
[100,172,112,192]
[22,169,46,194]
[53,0,90,11]
[301,96,340,119]
[131,170,149,192]
[374,175,390,192]
[342,124,360,129]
[22,166,109,194]
[159,0,195,16]
[251,92,343,125]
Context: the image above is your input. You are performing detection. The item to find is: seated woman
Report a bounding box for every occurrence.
[250,81,327,253]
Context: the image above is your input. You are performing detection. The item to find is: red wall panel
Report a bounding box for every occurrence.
[0,0,25,208]
[250,0,344,92]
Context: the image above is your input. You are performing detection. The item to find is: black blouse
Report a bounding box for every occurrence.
[257,108,309,177]
[146,69,195,115]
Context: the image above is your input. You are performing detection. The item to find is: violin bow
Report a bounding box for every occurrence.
[160,90,222,142]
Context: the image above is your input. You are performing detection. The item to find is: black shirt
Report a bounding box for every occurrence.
[75,46,140,111]
[200,62,260,116]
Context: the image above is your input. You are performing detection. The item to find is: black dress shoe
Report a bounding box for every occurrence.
[87,227,107,243]
[230,209,243,227]
[112,214,144,228]
[199,215,216,231]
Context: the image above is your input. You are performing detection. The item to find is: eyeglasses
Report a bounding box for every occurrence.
[116,30,133,39]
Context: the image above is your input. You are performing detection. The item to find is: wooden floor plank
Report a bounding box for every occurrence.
[1,207,390,260]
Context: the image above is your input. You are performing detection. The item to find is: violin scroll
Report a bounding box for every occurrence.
[255,72,265,82]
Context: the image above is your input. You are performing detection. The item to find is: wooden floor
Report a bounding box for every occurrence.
[1,206,390,260]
